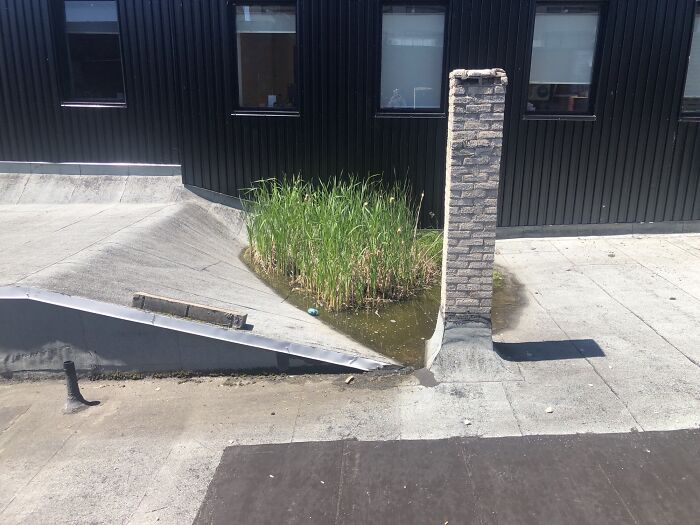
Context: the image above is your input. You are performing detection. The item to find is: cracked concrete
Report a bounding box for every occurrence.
[494,233,700,433]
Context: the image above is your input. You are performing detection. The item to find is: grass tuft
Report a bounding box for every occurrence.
[243,176,442,311]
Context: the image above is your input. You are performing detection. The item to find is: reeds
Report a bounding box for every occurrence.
[243,176,442,311]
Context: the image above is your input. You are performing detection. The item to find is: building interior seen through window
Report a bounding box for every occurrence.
[235,5,297,110]
[64,0,125,102]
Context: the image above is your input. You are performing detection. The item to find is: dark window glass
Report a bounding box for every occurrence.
[62,0,125,103]
[235,5,297,110]
[380,5,446,110]
[682,4,700,114]
[527,4,600,114]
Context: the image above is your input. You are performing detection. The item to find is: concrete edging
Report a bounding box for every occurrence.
[132,292,248,329]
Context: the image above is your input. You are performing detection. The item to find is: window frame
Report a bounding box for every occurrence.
[374,0,450,118]
[522,0,606,121]
[51,0,128,108]
[229,0,301,116]
[680,1,700,121]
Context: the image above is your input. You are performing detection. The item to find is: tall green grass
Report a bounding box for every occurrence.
[243,177,442,311]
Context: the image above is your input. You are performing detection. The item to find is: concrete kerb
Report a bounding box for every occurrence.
[0,170,248,241]
[132,292,248,329]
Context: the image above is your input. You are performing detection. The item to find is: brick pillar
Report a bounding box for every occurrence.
[440,68,507,326]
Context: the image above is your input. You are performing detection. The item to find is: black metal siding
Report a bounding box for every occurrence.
[0,0,180,164]
[498,0,700,225]
[174,0,451,223]
[173,0,700,226]
[1,0,699,226]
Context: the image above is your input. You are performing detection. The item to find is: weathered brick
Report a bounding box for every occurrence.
[441,68,506,325]
[462,120,491,131]
[464,104,492,113]
[480,112,505,121]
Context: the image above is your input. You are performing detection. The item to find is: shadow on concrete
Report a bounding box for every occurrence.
[493,339,604,361]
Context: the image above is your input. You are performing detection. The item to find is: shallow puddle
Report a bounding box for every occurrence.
[243,252,525,368]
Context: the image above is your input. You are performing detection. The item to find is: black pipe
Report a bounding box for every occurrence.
[63,361,100,413]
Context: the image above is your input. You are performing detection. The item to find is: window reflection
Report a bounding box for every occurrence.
[63,0,125,103]
[527,5,600,114]
[682,4,700,114]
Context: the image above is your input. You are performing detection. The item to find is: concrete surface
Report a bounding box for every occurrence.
[495,234,700,432]
[428,319,520,383]
[0,173,184,205]
[0,353,696,524]
[196,430,700,525]
[1,174,700,524]
[0,174,394,371]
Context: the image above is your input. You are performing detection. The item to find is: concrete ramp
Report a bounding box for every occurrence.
[0,287,388,374]
[0,173,397,374]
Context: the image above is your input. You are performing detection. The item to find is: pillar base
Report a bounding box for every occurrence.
[426,313,519,383]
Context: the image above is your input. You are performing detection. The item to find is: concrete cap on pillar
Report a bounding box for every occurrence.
[450,68,508,84]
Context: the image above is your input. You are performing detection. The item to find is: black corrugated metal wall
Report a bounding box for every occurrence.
[0,0,180,164]
[499,0,700,226]
[0,0,698,226]
[173,0,700,226]
[173,0,450,223]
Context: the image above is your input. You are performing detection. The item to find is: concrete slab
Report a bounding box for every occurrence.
[291,381,401,442]
[492,299,597,383]
[0,204,165,285]
[120,175,183,203]
[69,174,129,203]
[502,379,641,435]
[397,382,521,439]
[0,196,394,371]
[496,234,700,432]
[17,174,79,204]
[0,174,30,204]
[574,261,700,364]
[605,235,700,300]
[1,231,700,522]
[429,322,521,383]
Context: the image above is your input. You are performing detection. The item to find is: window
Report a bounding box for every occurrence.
[682,3,700,115]
[379,4,446,111]
[526,4,601,115]
[234,4,297,111]
[58,0,126,104]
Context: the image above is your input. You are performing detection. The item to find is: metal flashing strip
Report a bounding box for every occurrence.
[0,161,182,176]
[0,286,394,371]
[497,220,700,239]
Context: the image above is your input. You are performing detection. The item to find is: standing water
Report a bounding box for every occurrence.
[243,252,524,368]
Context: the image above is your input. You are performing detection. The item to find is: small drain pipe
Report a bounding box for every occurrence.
[63,361,100,413]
